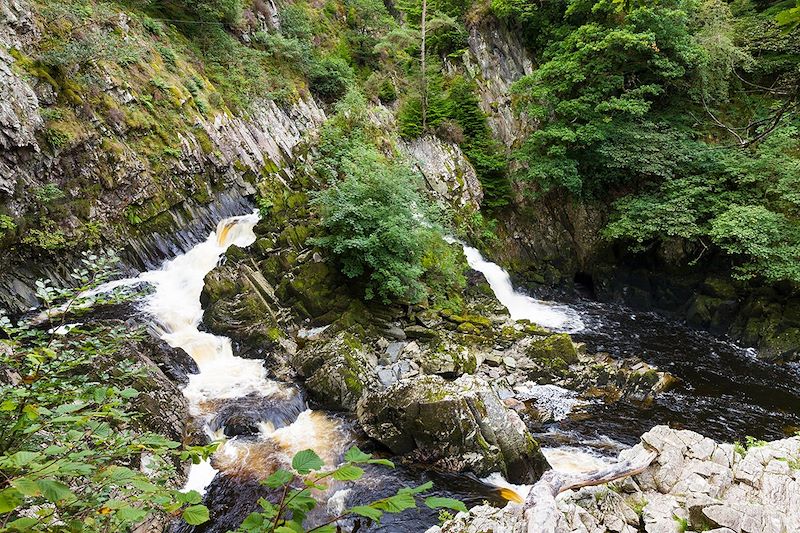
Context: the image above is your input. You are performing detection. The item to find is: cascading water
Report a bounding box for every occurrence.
[76,213,800,529]
[138,212,348,496]
[454,241,584,333]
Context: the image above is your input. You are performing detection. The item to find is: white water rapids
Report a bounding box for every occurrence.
[84,213,601,504]
[126,212,345,494]
[457,242,585,333]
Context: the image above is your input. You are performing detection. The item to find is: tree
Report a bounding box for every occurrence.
[310,90,465,304]
[777,1,800,31]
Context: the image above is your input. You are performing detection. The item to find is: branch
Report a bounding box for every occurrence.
[521,449,658,533]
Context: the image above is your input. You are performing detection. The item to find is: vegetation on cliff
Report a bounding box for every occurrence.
[309,90,465,305]
[500,0,800,284]
[0,256,215,530]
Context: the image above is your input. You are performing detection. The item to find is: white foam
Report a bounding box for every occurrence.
[449,239,584,332]
[514,383,587,421]
[137,211,348,491]
[183,459,218,496]
[542,447,611,474]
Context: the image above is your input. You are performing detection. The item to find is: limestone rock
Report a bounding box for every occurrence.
[400,134,483,209]
[437,426,800,533]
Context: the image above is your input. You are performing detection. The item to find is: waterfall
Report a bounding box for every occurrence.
[453,240,585,332]
[138,211,346,494]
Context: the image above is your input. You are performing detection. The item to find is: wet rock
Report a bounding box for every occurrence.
[404,324,439,341]
[145,335,199,386]
[356,374,550,483]
[207,389,306,437]
[292,330,377,411]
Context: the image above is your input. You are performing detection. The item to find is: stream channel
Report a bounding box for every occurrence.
[114,212,800,531]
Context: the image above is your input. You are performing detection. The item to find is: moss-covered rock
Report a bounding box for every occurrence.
[526,333,579,366]
[292,331,377,410]
[356,374,550,483]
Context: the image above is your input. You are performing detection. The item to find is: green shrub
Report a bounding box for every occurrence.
[254,31,312,70]
[232,447,465,532]
[34,183,66,204]
[309,56,355,103]
[279,3,314,41]
[44,127,71,150]
[157,45,177,67]
[141,15,164,36]
[0,254,215,530]
[0,214,16,238]
[311,144,434,303]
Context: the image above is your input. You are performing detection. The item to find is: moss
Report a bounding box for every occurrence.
[267,327,282,341]
[527,333,579,364]
[445,311,492,328]
[194,128,214,154]
[702,276,738,299]
[457,322,479,334]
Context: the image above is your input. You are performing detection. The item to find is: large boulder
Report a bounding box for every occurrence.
[356,374,550,483]
[292,330,378,411]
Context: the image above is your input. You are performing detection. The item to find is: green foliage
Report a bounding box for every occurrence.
[777,1,800,31]
[398,74,511,207]
[309,56,356,103]
[505,0,800,285]
[173,0,242,25]
[605,127,800,284]
[674,515,690,533]
[0,215,16,238]
[311,143,435,303]
[0,253,214,531]
[34,183,66,204]
[235,447,463,532]
[279,4,315,41]
[734,435,769,457]
[44,127,72,150]
[512,0,730,196]
[310,90,464,304]
[37,21,142,68]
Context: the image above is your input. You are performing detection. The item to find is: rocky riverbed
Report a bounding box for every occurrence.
[431,425,800,533]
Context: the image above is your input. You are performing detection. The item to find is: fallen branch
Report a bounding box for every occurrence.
[522,449,658,533]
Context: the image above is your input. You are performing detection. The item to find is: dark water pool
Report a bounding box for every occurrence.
[542,300,800,451]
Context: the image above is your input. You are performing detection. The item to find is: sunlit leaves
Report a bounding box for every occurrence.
[424,496,468,513]
[332,464,364,481]
[232,447,464,532]
[264,469,294,488]
[182,505,211,525]
[291,450,324,474]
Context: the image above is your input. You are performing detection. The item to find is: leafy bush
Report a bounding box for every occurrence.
[44,127,72,150]
[0,214,16,238]
[34,183,66,204]
[0,253,214,531]
[233,447,465,532]
[279,3,314,41]
[310,90,463,304]
[605,127,800,284]
[253,31,312,71]
[309,56,356,103]
[311,144,434,303]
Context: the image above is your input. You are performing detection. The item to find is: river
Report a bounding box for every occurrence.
[126,212,800,531]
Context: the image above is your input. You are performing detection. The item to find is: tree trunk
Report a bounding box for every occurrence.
[420,0,427,131]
